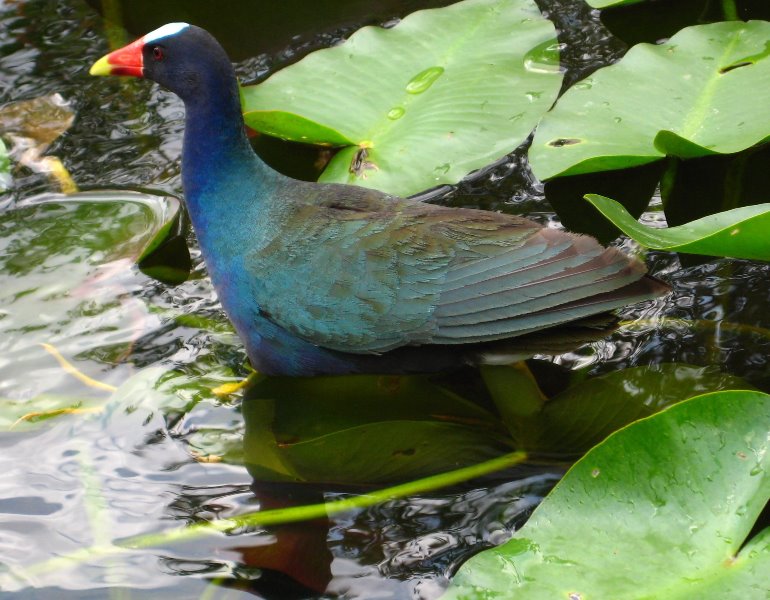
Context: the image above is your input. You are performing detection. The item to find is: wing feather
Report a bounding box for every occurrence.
[434,276,661,343]
[246,183,665,353]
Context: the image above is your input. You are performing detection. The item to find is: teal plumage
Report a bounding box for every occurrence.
[247,184,649,351]
[91,23,668,376]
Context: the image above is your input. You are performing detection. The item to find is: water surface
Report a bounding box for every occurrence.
[1,1,769,598]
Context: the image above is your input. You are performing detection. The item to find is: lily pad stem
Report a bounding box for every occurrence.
[721,0,739,21]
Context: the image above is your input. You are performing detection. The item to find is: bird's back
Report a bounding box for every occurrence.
[244,180,664,356]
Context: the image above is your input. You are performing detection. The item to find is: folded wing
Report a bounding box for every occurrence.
[247,184,666,353]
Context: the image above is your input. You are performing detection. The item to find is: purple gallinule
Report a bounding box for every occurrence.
[90,23,668,376]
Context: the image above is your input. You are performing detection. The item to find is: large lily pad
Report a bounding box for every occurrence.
[536,363,753,453]
[445,390,770,599]
[482,362,751,453]
[1,191,184,277]
[586,194,770,261]
[529,21,770,180]
[241,0,562,197]
[242,374,513,484]
[0,191,185,412]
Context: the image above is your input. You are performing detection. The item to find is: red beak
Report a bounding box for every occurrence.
[90,37,144,77]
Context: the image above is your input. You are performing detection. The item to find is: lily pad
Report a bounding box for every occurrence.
[482,362,751,453]
[536,363,753,453]
[242,374,513,484]
[587,0,647,7]
[589,0,749,12]
[0,394,100,431]
[445,389,770,598]
[6,191,184,267]
[0,192,187,412]
[586,194,770,260]
[11,190,190,283]
[529,21,770,180]
[241,0,562,197]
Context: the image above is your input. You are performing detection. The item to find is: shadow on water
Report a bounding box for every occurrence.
[1,0,770,598]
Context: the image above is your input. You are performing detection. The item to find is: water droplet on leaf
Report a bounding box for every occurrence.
[523,40,562,74]
[405,66,445,94]
[387,107,405,120]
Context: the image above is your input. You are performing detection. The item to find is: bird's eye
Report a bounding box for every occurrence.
[152,46,164,61]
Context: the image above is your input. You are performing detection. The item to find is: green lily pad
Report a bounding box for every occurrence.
[445,389,770,598]
[586,194,770,260]
[6,191,184,268]
[537,363,753,453]
[0,394,100,431]
[134,196,183,262]
[0,192,187,415]
[241,108,354,147]
[587,0,646,7]
[242,374,513,484]
[133,196,190,285]
[482,362,751,453]
[589,0,746,12]
[529,21,770,180]
[241,0,562,197]
[12,191,190,284]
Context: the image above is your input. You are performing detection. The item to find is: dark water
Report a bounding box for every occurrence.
[1,1,769,598]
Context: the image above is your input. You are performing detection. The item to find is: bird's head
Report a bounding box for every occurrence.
[90,23,233,103]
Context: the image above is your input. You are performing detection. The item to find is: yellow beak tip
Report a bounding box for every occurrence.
[89,55,112,76]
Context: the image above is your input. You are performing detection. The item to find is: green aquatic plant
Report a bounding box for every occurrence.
[446,390,770,598]
[240,0,562,196]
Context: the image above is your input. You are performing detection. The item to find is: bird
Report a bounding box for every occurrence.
[90,23,668,377]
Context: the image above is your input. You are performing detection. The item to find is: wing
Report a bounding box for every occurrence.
[431,228,652,343]
[246,183,662,353]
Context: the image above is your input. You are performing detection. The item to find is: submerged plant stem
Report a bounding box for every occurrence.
[121,450,528,547]
[40,343,117,392]
[16,451,527,579]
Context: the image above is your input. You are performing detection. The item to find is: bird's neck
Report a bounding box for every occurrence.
[179,68,283,257]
